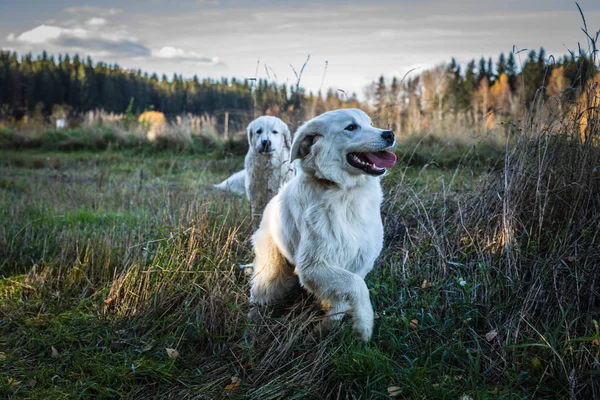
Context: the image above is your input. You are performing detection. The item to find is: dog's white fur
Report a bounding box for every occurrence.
[249,108,395,341]
[213,169,246,195]
[214,117,295,216]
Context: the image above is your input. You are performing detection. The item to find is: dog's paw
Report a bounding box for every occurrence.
[354,319,373,342]
[238,263,254,276]
[353,306,374,341]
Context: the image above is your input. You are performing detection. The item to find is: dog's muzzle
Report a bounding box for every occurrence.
[346,131,397,176]
[259,139,274,154]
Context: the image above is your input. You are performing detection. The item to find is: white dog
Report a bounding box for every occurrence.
[249,108,397,341]
[214,116,295,221]
[213,169,246,195]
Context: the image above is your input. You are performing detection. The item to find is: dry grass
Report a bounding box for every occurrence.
[1,87,600,397]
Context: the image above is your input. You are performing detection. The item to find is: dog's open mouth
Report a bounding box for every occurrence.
[347,150,397,175]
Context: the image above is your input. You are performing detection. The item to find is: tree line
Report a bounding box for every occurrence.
[0,51,310,127]
[370,48,598,134]
[2,48,597,134]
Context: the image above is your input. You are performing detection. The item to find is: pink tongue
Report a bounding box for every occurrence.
[364,151,397,168]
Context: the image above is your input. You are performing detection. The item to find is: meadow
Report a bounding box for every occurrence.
[0,112,599,399]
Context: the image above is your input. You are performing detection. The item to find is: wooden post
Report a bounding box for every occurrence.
[224,111,229,140]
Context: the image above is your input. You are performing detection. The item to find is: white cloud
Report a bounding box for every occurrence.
[12,25,87,44]
[86,17,108,26]
[7,24,149,57]
[153,46,220,64]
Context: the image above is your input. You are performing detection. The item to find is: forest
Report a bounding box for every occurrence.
[1,48,597,134]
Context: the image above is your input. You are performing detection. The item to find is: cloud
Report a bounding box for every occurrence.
[153,46,220,64]
[64,6,123,16]
[7,24,149,58]
[10,25,86,44]
[86,17,108,26]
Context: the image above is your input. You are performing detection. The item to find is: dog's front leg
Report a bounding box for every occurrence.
[300,267,373,341]
[296,243,374,341]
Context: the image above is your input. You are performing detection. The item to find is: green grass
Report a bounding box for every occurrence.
[0,125,249,157]
[0,138,598,399]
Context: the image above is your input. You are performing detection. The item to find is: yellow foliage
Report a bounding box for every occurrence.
[138,111,167,141]
[574,72,600,142]
[489,73,511,113]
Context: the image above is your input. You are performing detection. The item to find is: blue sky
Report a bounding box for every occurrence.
[1,0,599,97]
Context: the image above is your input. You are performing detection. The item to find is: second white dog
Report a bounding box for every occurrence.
[214,116,295,222]
[249,108,397,341]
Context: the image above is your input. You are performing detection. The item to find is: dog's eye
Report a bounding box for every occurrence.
[345,124,358,132]
[272,130,278,134]
[257,129,263,134]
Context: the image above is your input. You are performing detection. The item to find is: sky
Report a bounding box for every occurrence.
[1,0,599,99]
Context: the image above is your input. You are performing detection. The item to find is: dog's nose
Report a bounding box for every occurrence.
[381,130,395,144]
[262,139,271,151]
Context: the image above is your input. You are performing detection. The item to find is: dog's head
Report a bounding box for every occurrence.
[247,116,291,155]
[290,108,396,186]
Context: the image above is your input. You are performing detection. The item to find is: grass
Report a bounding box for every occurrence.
[0,125,249,157]
[0,123,599,398]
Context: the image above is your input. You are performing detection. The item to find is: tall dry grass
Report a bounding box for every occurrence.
[377,74,600,398]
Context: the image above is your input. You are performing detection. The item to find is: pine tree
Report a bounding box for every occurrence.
[496,53,506,80]
[506,52,518,90]
[477,57,487,83]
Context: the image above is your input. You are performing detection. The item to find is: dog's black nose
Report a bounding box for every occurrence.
[381,130,395,144]
[262,139,271,151]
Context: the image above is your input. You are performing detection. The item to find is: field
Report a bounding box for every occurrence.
[0,126,599,399]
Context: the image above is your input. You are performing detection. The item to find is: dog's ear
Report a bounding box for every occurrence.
[290,131,320,161]
[290,121,322,161]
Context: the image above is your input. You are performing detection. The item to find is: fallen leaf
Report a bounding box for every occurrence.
[592,339,599,347]
[387,385,402,397]
[485,329,499,341]
[7,377,21,387]
[410,319,419,330]
[165,348,179,359]
[421,280,433,289]
[0,352,6,361]
[51,346,59,358]
[224,376,241,391]
[103,297,114,305]
[27,379,37,387]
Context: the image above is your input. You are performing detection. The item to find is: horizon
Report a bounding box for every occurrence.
[1,1,599,99]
